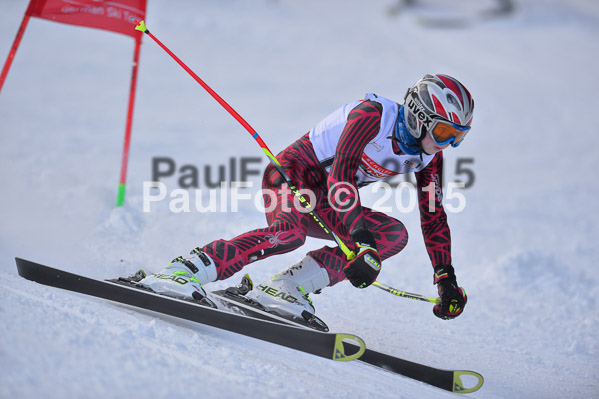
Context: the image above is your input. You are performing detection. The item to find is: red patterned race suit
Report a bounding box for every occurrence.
[201,98,450,285]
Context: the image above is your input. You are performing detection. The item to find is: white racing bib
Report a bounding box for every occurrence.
[309,93,434,185]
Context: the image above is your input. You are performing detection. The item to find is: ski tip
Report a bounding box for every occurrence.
[332,334,366,362]
[452,370,484,394]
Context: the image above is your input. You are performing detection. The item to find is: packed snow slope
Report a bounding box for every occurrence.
[1,0,598,398]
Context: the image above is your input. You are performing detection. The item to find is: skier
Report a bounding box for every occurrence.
[140,74,474,321]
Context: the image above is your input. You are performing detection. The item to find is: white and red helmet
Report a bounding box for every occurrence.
[403,74,474,142]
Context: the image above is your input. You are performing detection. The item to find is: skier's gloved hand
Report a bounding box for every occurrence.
[344,230,381,289]
[432,264,467,320]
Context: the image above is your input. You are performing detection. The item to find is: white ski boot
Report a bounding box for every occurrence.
[139,247,217,302]
[245,255,330,320]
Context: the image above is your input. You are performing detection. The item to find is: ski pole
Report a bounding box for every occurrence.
[133,20,437,305]
[132,19,356,261]
[132,20,436,304]
[372,281,440,304]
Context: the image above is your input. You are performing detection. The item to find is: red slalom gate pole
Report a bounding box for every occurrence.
[0,9,32,95]
[116,35,142,206]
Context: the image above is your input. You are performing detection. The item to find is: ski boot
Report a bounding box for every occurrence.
[240,256,330,329]
[138,247,217,305]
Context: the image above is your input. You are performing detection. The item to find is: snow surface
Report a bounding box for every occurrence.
[1,0,598,398]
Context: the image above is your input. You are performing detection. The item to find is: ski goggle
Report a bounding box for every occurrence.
[427,118,471,148]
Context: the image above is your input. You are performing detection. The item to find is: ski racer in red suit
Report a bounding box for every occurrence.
[140,74,474,322]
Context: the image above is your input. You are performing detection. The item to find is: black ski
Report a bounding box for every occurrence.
[15,257,483,393]
[14,258,365,362]
[341,341,484,394]
[212,274,484,394]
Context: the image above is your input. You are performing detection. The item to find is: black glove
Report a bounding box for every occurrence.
[433,264,467,320]
[343,230,382,289]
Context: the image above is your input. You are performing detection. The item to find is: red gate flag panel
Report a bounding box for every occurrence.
[1,0,148,206]
[27,0,146,39]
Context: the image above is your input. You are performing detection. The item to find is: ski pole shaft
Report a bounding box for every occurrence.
[132,19,356,260]
[133,20,256,139]
[372,281,440,304]
[132,20,437,303]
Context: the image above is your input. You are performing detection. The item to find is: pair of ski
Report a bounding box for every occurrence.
[15,258,483,394]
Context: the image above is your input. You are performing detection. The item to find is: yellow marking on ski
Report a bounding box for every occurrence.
[333,334,365,362]
[452,371,484,393]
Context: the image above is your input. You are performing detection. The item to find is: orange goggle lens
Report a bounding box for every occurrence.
[430,120,470,147]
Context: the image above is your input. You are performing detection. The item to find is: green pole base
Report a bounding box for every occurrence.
[116,183,126,207]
